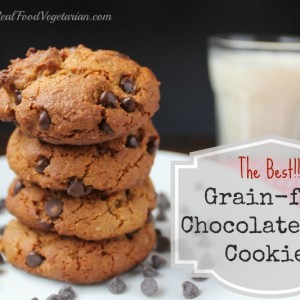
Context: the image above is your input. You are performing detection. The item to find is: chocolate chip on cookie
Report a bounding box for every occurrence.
[13,180,24,196]
[98,118,114,134]
[39,110,51,130]
[45,199,64,218]
[35,156,50,174]
[126,135,139,148]
[99,91,117,108]
[120,75,135,93]
[121,97,136,112]
[26,251,44,268]
[14,90,22,105]
[67,179,87,197]
[147,136,158,154]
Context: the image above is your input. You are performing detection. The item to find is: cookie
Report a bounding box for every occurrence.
[6,177,156,241]
[7,122,159,194]
[0,45,160,145]
[2,220,156,284]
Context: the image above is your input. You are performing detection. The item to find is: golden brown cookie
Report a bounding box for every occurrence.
[2,220,156,284]
[7,122,159,194]
[0,45,160,145]
[6,177,156,241]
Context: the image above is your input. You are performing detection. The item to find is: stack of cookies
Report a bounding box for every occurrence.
[0,45,160,284]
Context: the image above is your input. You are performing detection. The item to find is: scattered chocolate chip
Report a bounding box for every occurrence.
[39,110,51,130]
[191,275,208,282]
[31,298,39,300]
[151,255,166,269]
[141,278,157,297]
[67,179,86,198]
[0,252,4,264]
[147,136,158,154]
[157,193,171,210]
[155,228,162,238]
[141,262,159,278]
[98,118,114,134]
[26,251,44,268]
[156,209,167,221]
[182,281,200,299]
[126,135,139,148]
[45,199,64,218]
[13,180,24,196]
[108,276,126,294]
[0,198,5,212]
[146,209,153,223]
[35,156,50,174]
[126,229,139,240]
[120,76,135,93]
[14,90,22,105]
[121,97,136,112]
[156,235,171,253]
[99,91,117,108]
[46,295,60,300]
[58,286,76,300]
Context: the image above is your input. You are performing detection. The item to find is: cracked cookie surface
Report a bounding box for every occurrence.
[2,220,156,284]
[6,177,156,241]
[0,45,160,145]
[7,121,159,194]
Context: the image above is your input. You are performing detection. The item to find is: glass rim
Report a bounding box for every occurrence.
[208,34,300,51]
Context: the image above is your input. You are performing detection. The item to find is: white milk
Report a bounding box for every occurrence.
[208,48,300,145]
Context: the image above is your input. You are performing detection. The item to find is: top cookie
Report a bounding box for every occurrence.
[0,45,160,145]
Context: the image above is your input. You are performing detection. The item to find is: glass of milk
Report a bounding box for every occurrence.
[208,34,300,145]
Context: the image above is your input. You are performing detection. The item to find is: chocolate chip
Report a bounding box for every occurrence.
[0,198,5,212]
[46,295,60,300]
[126,135,139,148]
[147,136,158,154]
[98,118,114,134]
[58,286,76,300]
[141,278,157,297]
[155,228,162,238]
[26,251,44,267]
[157,193,170,210]
[45,199,64,218]
[0,252,4,264]
[108,276,126,294]
[141,262,159,278]
[14,90,22,105]
[13,180,24,196]
[67,179,85,197]
[191,275,208,282]
[156,235,171,253]
[99,91,117,108]
[146,209,153,223]
[156,209,167,221]
[35,157,50,174]
[182,281,200,299]
[151,255,166,269]
[120,76,135,93]
[126,229,139,240]
[121,97,136,112]
[39,110,51,130]
[31,298,39,300]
